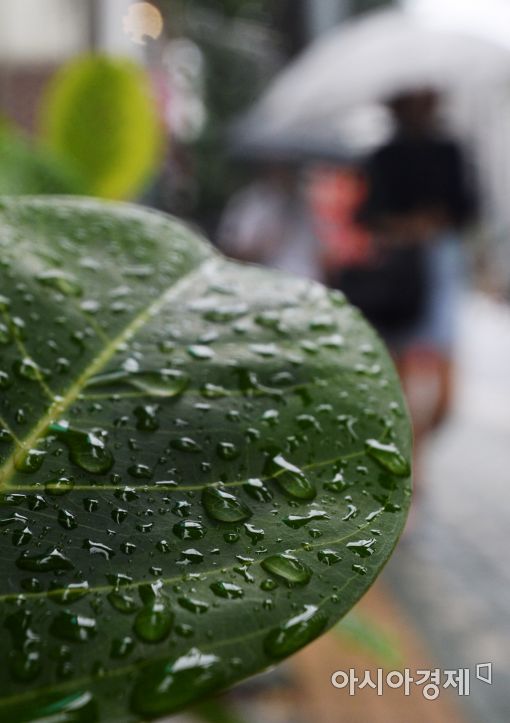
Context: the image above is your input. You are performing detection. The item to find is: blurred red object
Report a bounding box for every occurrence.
[309,167,374,269]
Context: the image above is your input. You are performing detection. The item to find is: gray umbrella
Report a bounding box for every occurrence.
[227,117,358,165]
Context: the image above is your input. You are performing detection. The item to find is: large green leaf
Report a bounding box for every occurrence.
[0,197,411,722]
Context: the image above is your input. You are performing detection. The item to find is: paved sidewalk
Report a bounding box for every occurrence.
[385,293,510,723]
[290,583,466,723]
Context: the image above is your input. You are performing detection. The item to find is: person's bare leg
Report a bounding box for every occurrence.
[430,354,455,429]
[396,346,454,500]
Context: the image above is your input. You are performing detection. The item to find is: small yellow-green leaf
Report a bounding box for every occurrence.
[39,56,162,200]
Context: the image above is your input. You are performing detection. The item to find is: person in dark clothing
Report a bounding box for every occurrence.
[362,104,475,232]
[334,89,478,490]
[347,89,477,338]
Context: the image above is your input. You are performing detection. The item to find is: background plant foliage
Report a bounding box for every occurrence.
[0,197,411,721]
[0,121,83,197]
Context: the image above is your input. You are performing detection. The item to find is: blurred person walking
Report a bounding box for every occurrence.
[329,90,478,484]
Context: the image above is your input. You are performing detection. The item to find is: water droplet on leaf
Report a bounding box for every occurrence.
[36,269,82,296]
[210,581,244,599]
[202,486,252,523]
[108,590,139,615]
[261,553,312,587]
[134,405,160,431]
[317,549,342,565]
[50,612,97,643]
[171,437,201,454]
[173,520,206,540]
[216,442,239,460]
[111,635,135,659]
[51,422,113,474]
[82,539,115,560]
[346,538,376,558]
[58,509,78,530]
[133,599,174,643]
[365,439,410,477]
[14,448,46,474]
[187,345,214,360]
[324,471,350,493]
[16,547,74,572]
[283,510,329,529]
[131,648,222,717]
[178,596,210,614]
[264,605,327,659]
[243,478,273,502]
[87,369,189,398]
[270,455,316,500]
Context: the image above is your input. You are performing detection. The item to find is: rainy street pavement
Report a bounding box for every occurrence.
[385,292,510,723]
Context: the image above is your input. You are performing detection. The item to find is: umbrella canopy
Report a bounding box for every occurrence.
[409,0,510,51]
[247,9,510,136]
[227,120,358,166]
[229,101,398,166]
[232,8,510,266]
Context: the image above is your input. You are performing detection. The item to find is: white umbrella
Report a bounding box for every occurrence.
[408,0,510,51]
[248,9,510,135]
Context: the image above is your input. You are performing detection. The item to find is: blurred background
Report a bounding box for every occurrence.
[0,1,509,721]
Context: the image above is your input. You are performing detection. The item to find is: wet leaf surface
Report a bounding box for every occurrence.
[0,197,411,721]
